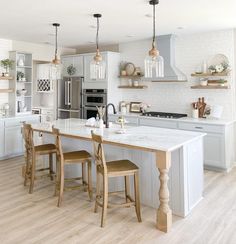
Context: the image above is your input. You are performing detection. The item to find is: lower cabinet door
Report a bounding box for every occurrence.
[5,126,24,156]
[204,133,225,169]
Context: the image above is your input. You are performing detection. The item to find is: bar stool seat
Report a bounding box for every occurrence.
[103,160,138,176]
[63,150,91,162]
[35,144,57,154]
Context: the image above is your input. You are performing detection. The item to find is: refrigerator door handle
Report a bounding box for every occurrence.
[65,81,68,105]
[68,80,72,106]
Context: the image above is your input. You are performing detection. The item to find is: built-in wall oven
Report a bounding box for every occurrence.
[82,89,107,119]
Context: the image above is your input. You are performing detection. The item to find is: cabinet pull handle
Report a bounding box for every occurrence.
[195,126,203,129]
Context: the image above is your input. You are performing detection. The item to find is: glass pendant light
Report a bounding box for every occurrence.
[144,0,164,78]
[51,23,61,80]
[90,14,106,80]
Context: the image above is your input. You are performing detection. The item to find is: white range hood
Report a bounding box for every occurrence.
[152,34,187,82]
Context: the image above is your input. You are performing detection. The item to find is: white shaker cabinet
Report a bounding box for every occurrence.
[178,122,234,171]
[5,126,24,156]
[0,115,40,159]
[0,121,4,158]
[61,55,84,77]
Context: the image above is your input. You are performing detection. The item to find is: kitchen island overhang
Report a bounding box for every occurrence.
[32,119,206,233]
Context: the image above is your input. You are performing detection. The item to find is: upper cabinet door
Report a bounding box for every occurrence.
[61,56,84,77]
[73,56,84,77]
[61,57,73,77]
[84,54,107,83]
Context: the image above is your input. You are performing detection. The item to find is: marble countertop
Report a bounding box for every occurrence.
[110,112,235,126]
[32,118,205,152]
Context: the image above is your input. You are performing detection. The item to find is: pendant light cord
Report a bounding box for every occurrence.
[152,3,156,48]
[96,17,100,51]
[55,25,58,56]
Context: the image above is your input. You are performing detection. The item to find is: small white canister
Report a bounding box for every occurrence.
[192,109,199,119]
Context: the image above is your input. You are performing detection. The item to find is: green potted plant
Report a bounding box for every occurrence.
[0,59,14,77]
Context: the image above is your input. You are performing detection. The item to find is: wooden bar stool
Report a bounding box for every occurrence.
[52,127,93,207]
[22,123,57,194]
[91,131,142,227]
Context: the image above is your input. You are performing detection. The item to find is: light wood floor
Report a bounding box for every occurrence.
[0,157,236,244]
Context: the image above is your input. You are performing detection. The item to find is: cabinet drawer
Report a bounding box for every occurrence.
[178,122,225,134]
[139,118,178,129]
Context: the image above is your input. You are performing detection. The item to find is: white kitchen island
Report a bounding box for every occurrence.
[32,118,205,233]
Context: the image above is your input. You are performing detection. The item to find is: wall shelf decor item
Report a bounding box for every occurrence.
[37,79,54,93]
[130,102,142,113]
[90,13,106,80]
[144,0,164,78]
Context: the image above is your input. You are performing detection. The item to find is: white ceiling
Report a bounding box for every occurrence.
[0,0,235,48]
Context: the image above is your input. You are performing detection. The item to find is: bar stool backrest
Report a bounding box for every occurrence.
[52,127,64,162]
[22,123,34,155]
[91,131,107,173]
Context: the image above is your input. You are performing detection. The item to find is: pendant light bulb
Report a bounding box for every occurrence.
[90,14,106,80]
[144,0,164,78]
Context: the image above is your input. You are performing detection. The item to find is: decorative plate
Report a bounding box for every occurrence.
[125,63,136,76]
[208,54,229,67]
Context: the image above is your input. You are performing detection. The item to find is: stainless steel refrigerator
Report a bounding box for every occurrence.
[57,77,83,119]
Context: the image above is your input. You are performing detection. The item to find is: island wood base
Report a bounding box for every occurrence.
[156,151,172,232]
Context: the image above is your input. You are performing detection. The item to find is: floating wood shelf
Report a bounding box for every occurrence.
[118,85,147,89]
[119,75,144,79]
[191,72,229,77]
[0,76,13,80]
[0,89,14,93]
[191,85,229,89]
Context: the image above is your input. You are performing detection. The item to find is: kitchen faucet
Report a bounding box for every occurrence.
[105,103,117,128]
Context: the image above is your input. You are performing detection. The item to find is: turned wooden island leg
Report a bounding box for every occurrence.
[156,150,172,233]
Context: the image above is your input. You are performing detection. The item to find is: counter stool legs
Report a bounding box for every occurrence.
[125,176,131,203]
[87,160,93,201]
[29,155,36,194]
[49,153,54,181]
[134,172,142,222]
[101,175,108,228]
[94,170,101,213]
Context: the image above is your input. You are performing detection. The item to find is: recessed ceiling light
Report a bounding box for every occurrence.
[145,14,152,18]
[88,41,95,44]
[126,35,134,38]
[44,41,51,45]
[48,33,55,36]
[177,26,184,30]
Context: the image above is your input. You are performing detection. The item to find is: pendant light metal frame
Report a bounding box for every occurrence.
[93,14,102,63]
[52,23,60,65]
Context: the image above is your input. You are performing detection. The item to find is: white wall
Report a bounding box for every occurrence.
[12,40,76,62]
[119,29,236,119]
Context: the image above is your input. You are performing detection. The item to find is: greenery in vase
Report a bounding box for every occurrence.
[17,71,25,80]
[67,64,76,76]
[0,59,14,73]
